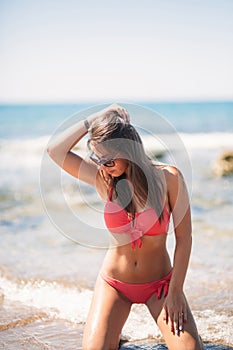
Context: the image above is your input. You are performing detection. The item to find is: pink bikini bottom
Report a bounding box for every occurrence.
[100,270,172,304]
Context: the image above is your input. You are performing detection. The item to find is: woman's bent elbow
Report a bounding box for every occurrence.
[46,146,59,163]
[46,146,51,155]
[47,146,57,159]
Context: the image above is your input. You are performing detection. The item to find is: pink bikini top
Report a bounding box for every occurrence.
[104,187,170,249]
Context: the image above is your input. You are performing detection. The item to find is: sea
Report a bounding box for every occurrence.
[0,101,233,349]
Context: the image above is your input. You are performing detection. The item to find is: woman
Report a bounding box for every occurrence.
[47,104,203,350]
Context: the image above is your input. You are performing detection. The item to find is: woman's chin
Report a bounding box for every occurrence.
[106,169,115,176]
[106,169,122,177]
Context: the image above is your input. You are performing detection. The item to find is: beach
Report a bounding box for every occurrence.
[0,102,233,349]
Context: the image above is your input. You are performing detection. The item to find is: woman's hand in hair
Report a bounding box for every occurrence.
[107,103,130,124]
[87,104,130,128]
[87,103,130,129]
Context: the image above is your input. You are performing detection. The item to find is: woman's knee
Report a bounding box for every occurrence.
[82,321,122,350]
[82,346,118,350]
[168,332,203,350]
[156,316,202,350]
[82,338,119,350]
[182,334,203,350]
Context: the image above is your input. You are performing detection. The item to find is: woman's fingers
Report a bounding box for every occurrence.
[162,306,168,324]
[163,295,188,335]
[117,107,130,123]
[175,309,188,335]
[183,306,188,324]
[108,104,130,123]
[170,313,175,334]
[179,312,184,332]
[164,309,188,335]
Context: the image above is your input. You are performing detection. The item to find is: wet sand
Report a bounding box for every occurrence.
[121,341,233,350]
[1,323,233,350]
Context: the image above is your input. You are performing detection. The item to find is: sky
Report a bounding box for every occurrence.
[0,0,233,103]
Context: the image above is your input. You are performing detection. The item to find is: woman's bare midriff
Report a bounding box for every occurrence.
[101,234,172,283]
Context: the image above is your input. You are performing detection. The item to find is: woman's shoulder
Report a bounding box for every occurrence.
[154,162,179,175]
[154,162,183,187]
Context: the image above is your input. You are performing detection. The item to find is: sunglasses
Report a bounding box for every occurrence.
[87,141,116,167]
[89,152,116,167]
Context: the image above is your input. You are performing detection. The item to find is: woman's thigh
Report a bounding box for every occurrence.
[146,293,203,350]
[82,274,132,350]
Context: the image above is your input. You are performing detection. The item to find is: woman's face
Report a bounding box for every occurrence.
[102,158,129,177]
[90,142,129,177]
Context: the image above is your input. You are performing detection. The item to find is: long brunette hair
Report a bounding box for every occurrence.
[89,111,166,221]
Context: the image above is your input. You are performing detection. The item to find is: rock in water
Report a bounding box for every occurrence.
[212,150,233,176]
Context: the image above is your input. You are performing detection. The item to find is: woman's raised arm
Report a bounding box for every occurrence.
[47,103,129,187]
[47,118,98,186]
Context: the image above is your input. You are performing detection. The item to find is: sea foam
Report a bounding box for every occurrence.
[1,275,232,344]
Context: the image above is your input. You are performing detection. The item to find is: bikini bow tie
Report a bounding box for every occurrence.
[128,226,143,249]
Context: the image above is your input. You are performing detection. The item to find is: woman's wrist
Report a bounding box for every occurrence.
[168,272,185,294]
[85,111,101,130]
[168,283,183,294]
[84,119,90,130]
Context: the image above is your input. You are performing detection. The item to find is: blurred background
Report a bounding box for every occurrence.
[1,0,233,103]
[0,0,233,349]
